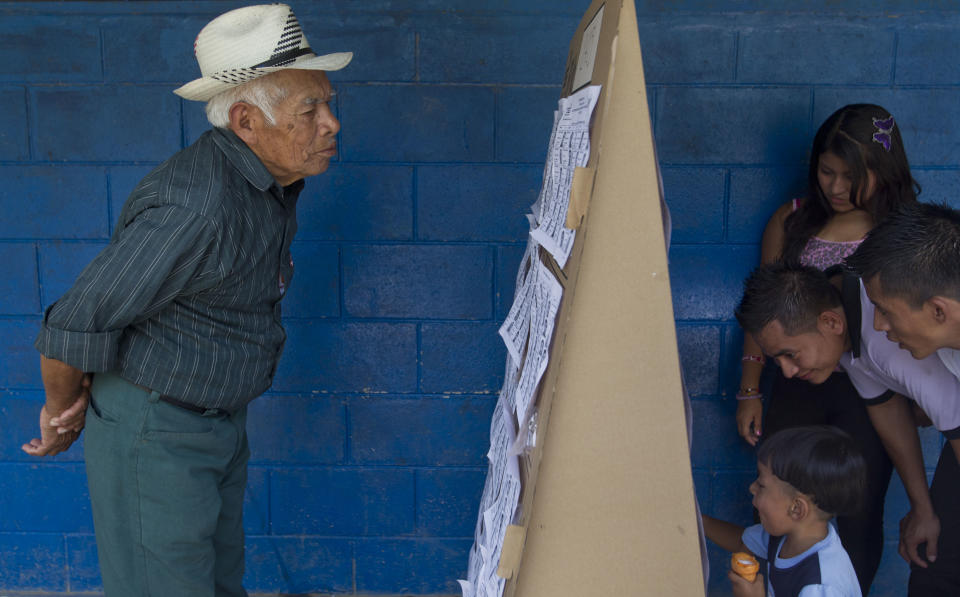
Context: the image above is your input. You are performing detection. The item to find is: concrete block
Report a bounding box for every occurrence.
[299,15,416,83]
[738,25,892,84]
[355,537,471,594]
[677,324,721,398]
[101,15,209,82]
[343,245,493,319]
[0,532,66,591]
[496,244,527,321]
[637,23,736,84]
[0,243,40,314]
[280,242,339,318]
[34,86,180,162]
[419,15,573,83]
[727,167,807,243]
[912,169,960,209]
[0,463,92,532]
[692,468,712,511]
[420,322,505,394]
[65,534,100,593]
[418,165,539,242]
[496,86,561,163]
[0,88,27,160]
[244,466,269,536]
[0,166,109,239]
[247,395,345,464]
[0,319,42,388]
[270,467,415,535]
[350,396,494,466]
[669,244,757,321]
[416,468,486,537]
[690,398,756,470]
[297,164,414,241]
[244,535,353,594]
[340,84,495,162]
[896,27,960,85]
[0,16,100,81]
[656,87,810,165]
[273,321,417,393]
[661,167,725,244]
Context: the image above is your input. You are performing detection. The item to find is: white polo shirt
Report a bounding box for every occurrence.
[938,347,960,380]
[838,277,960,439]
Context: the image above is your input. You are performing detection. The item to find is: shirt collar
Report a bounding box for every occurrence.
[209,127,280,193]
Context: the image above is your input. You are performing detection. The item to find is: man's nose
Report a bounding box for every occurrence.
[318,104,340,136]
[777,357,798,378]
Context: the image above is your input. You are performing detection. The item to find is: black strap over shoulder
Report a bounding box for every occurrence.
[826,265,863,358]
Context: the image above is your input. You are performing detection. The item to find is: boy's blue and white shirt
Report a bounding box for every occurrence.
[742,524,861,597]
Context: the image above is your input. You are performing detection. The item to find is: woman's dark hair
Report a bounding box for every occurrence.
[780,104,919,265]
[757,425,867,517]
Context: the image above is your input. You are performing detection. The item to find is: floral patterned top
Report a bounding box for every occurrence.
[792,198,865,271]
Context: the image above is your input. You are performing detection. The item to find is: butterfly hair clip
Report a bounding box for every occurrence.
[872,116,895,152]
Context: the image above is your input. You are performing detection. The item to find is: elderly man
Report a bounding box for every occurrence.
[737,263,960,597]
[25,5,350,596]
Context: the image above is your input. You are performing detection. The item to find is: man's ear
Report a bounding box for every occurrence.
[817,309,846,336]
[228,102,260,146]
[927,296,960,325]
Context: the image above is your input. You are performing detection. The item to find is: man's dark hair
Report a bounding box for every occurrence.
[757,425,866,517]
[846,202,960,308]
[735,263,843,336]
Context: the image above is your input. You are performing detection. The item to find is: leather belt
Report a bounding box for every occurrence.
[159,394,227,416]
[132,381,228,416]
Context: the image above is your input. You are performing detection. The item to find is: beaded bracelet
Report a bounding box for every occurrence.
[741,354,765,364]
[736,388,763,401]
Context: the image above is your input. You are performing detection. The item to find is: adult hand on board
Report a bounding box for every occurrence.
[736,398,763,446]
[728,568,764,597]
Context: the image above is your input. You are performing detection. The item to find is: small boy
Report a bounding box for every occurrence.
[702,426,867,597]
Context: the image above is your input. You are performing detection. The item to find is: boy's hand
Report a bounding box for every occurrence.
[728,569,764,597]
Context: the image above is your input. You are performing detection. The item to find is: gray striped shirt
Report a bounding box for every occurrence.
[36,128,302,411]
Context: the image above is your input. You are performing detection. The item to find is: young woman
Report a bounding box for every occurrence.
[735,104,918,594]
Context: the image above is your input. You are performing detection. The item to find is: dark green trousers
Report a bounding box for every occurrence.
[85,372,249,597]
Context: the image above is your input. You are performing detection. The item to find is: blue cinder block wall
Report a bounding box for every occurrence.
[0,1,957,595]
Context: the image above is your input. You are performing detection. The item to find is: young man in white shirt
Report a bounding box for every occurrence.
[845,201,960,380]
[736,263,960,597]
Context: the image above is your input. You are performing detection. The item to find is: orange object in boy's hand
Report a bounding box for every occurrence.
[731,552,759,582]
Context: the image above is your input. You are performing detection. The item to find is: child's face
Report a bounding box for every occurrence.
[749,461,797,537]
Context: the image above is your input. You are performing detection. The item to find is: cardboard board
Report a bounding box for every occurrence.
[499,1,706,595]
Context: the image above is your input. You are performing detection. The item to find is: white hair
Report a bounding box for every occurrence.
[204,74,288,128]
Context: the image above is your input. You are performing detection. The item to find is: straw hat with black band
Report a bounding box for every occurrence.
[174,3,352,102]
